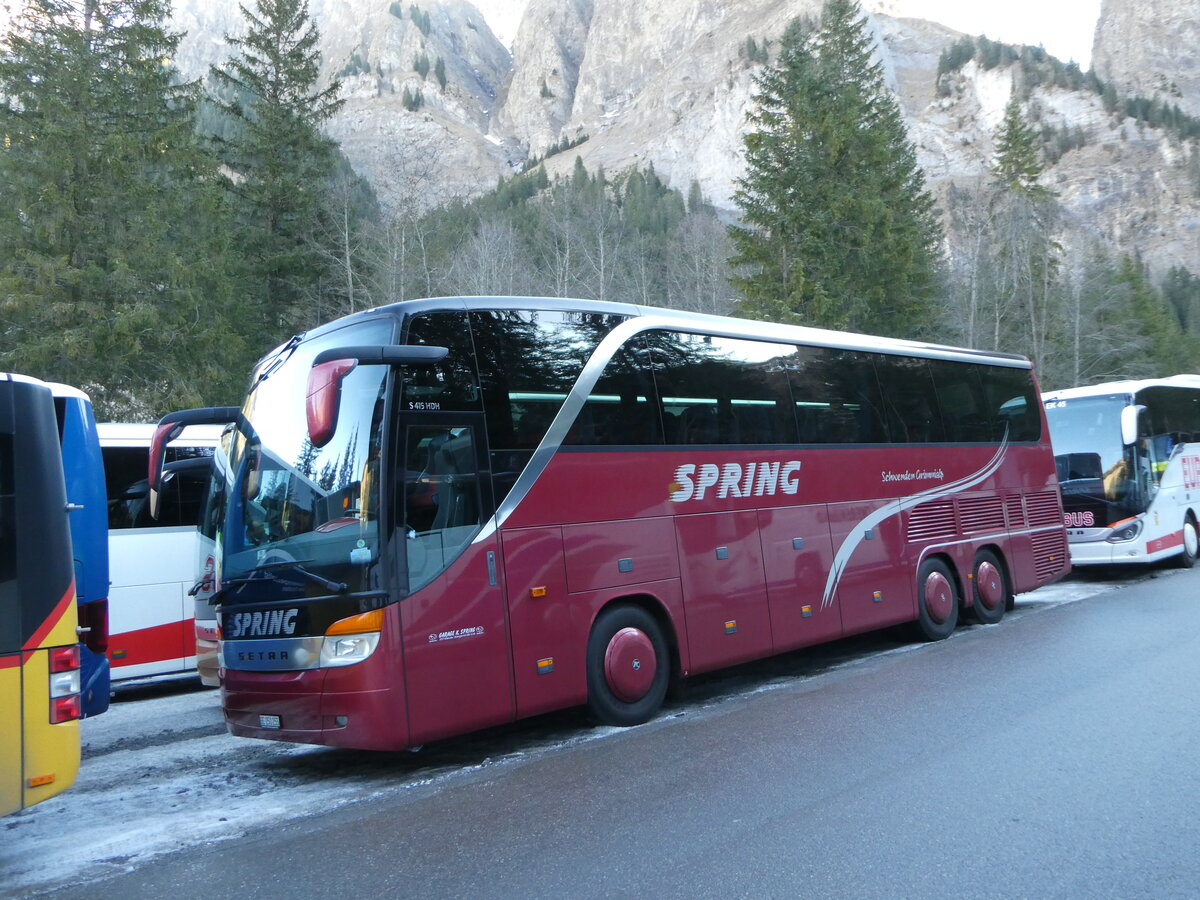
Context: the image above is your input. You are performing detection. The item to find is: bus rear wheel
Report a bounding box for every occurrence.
[586,605,669,727]
[968,549,1008,626]
[913,558,959,641]
[1174,515,1198,569]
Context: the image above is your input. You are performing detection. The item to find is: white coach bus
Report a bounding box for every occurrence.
[1043,375,1200,567]
[99,422,223,681]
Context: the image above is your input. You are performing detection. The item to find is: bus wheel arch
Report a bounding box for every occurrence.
[1174,513,1198,569]
[913,555,960,641]
[585,598,675,727]
[968,546,1010,625]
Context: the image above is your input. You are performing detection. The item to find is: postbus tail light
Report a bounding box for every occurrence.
[49,645,82,724]
[320,609,383,668]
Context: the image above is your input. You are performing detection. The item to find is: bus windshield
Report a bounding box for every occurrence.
[1045,395,1143,522]
[222,319,394,599]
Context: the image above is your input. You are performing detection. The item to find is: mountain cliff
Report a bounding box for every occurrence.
[167,0,1200,277]
[1093,0,1200,118]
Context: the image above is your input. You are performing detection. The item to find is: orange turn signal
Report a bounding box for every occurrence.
[325,608,384,636]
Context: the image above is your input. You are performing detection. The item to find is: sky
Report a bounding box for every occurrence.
[879,0,1104,69]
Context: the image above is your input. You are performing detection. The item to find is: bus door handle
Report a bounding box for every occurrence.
[65,502,85,512]
[487,551,497,587]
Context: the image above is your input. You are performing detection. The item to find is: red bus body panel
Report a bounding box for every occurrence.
[222,437,1066,751]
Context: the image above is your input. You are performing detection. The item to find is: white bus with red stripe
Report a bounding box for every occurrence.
[99,423,222,681]
[1043,375,1200,567]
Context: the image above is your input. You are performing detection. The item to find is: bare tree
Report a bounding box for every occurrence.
[445,219,529,296]
[667,211,735,315]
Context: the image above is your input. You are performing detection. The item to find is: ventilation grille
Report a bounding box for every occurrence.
[1025,490,1063,527]
[1031,529,1068,582]
[958,496,1006,533]
[1005,495,1026,528]
[907,500,957,542]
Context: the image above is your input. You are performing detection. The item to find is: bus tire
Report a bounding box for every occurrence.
[1174,515,1198,569]
[586,605,670,727]
[913,558,959,641]
[968,549,1008,626]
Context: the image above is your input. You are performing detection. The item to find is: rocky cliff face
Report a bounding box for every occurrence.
[168,0,1200,277]
[172,0,517,208]
[1093,0,1200,118]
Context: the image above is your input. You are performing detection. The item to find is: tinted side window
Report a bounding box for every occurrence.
[876,356,946,443]
[652,332,799,445]
[565,334,663,446]
[402,311,483,413]
[1139,387,1200,442]
[929,360,990,442]
[470,310,625,453]
[788,346,888,444]
[104,447,213,529]
[981,366,1040,442]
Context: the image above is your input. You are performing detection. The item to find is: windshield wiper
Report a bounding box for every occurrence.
[212,561,348,606]
[252,333,304,389]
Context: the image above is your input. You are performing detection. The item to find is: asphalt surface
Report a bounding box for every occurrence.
[38,567,1200,899]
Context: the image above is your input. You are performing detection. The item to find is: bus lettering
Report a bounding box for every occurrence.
[1063,511,1095,527]
[1185,455,1200,490]
[227,608,298,638]
[671,460,801,502]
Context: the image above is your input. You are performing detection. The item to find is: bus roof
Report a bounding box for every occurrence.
[274,296,1034,371]
[97,421,225,448]
[45,382,93,403]
[0,372,51,387]
[1042,374,1200,402]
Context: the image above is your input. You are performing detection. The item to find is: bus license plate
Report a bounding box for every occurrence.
[259,714,281,729]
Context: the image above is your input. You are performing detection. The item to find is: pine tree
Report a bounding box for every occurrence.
[0,0,246,417]
[729,0,941,337]
[993,95,1047,194]
[210,0,345,338]
[986,95,1061,373]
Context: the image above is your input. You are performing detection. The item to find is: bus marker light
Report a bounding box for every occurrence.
[537,657,555,674]
[530,586,547,598]
[335,716,348,726]
[27,774,56,788]
[260,715,281,729]
[724,620,738,635]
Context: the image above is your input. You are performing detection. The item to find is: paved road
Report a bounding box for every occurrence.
[38,567,1200,898]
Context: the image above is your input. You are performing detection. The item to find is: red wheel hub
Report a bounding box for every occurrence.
[604,627,656,703]
[924,571,954,624]
[976,561,1003,610]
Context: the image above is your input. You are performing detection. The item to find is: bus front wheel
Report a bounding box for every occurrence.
[968,549,1008,626]
[586,605,669,727]
[1175,515,1198,569]
[913,558,959,641]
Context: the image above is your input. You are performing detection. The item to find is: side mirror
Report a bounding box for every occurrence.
[1120,404,1145,446]
[305,344,447,447]
[306,359,358,449]
[149,407,240,520]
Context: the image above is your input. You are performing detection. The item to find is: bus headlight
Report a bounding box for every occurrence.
[320,633,380,667]
[1107,519,1143,543]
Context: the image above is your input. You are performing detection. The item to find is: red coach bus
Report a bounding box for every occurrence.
[152,299,1069,751]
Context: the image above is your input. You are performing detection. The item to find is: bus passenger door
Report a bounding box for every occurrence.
[396,419,514,745]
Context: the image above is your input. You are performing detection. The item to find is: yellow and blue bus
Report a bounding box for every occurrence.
[1,373,82,815]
